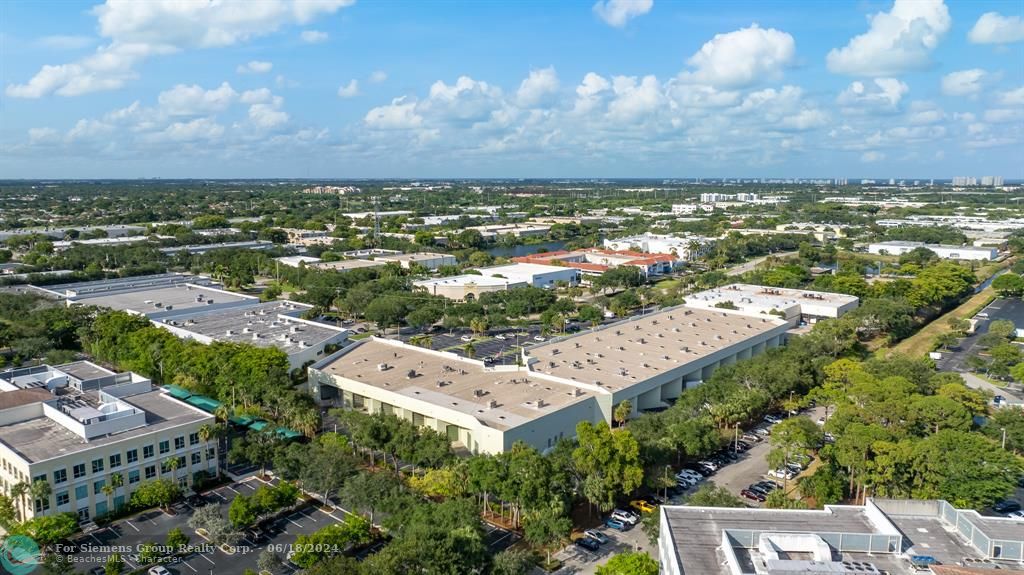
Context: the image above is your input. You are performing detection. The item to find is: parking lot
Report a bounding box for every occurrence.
[551,516,652,575]
[68,477,353,575]
[935,297,1024,401]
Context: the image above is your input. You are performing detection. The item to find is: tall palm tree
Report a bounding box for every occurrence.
[10,481,29,520]
[462,342,476,359]
[101,473,122,515]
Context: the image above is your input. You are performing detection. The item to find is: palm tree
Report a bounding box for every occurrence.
[462,342,476,359]
[164,457,181,478]
[101,473,123,515]
[409,334,433,349]
[10,481,29,520]
[29,479,50,517]
[613,400,632,428]
[197,424,214,450]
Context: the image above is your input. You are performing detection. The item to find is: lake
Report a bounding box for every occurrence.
[485,240,570,258]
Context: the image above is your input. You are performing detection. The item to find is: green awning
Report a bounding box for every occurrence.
[276,427,303,440]
[249,420,270,432]
[185,395,222,413]
[164,385,192,400]
[229,415,254,427]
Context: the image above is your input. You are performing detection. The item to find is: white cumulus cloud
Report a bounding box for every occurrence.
[940,69,988,97]
[365,97,423,129]
[157,82,238,116]
[681,24,796,88]
[6,0,353,98]
[517,67,560,108]
[997,86,1024,106]
[861,150,885,162]
[369,70,388,84]
[837,78,908,113]
[826,0,951,76]
[593,0,653,28]
[338,79,360,98]
[968,12,1024,44]
[237,60,273,74]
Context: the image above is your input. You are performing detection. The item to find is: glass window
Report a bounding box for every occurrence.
[56,491,69,506]
[191,453,201,465]
[126,449,138,464]
[189,433,199,446]
[91,459,104,474]
[144,466,156,480]
[34,498,50,513]
[53,469,67,485]
[74,485,88,501]
[177,455,186,468]
[159,441,170,455]
[206,447,216,460]
[73,463,86,479]
[109,454,121,469]
[143,445,154,459]
[32,474,46,484]
[93,480,105,495]
[128,470,140,484]
[174,437,185,450]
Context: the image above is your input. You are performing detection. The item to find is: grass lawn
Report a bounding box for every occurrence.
[350,332,375,341]
[655,278,683,291]
[885,286,996,358]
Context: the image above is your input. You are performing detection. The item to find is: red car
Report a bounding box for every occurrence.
[741,489,766,502]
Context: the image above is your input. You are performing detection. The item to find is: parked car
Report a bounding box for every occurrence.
[630,500,656,513]
[816,416,826,426]
[994,395,1006,406]
[460,335,473,342]
[1007,510,1024,520]
[677,477,697,489]
[186,494,207,507]
[148,567,171,575]
[611,509,638,525]
[533,335,546,342]
[768,468,797,480]
[742,433,762,443]
[584,529,609,544]
[764,414,783,424]
[741,489,766,502]
[575,536,601,552]
[753,427,771,437]
[698,460,719,471]
[754,480,780,492]
[605,518,629,531]
[494,334,507,340]
[993,500,1022,514]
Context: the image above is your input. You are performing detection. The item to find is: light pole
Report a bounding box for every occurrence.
[1001,427,1007,450]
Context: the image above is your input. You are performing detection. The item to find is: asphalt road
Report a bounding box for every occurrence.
[935,297,1024,402]
[726,251,800,277]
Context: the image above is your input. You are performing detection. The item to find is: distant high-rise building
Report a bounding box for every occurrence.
[953,176,978,186]
[834,178,848,185]
[980,176,1004,187]
[888,178,895,186]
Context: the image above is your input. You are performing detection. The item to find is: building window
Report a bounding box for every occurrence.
[159,441,170,455]
[56,492,69,506]
[128,470,140,484]
[174,437,185,450]
[53,469,67,485]
[206,447,216,460]
[91,459,104,474]
[34,497,50,513]
[143,445,154,459]
[191,453,201,465]
[189,433,199,446]
[93,480,105,495]
[177,456,186,469]
[126,449,138,464]
[144,466,156,480]
[109,454,122,469]
[74,485,88,501]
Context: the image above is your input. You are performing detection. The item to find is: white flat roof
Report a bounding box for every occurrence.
[414,274,517,288]
[688,284,858,311]
[474,263,575,278]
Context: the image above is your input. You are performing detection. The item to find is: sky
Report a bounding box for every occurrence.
[0,0,1022,180]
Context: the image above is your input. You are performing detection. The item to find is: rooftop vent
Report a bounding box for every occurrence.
[473,388,487,397]
[252,333,260,340]
[407,369,417,378]
[486,399,498,409]
[225,329,234,336]
[377,363,391,371]
[436,380,448,387]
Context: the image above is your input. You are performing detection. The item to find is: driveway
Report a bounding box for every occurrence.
[549,518,654,575]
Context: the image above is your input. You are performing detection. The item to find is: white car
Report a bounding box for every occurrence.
[676,470,702,482]
[1008,510,1024,520]
[698,460,719,471]
[494,334,507,340]
[460,335,473,342]
[611,509,638,525]
[768,468,797,480]
[764,414,783,424]
[148,567,171,575]
[534,335,546,342]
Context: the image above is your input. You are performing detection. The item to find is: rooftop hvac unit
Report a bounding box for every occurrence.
[242,327,251,333]
[252,333,260,340]
[377,363,390,371]
[225,330,234,336]
[207,299,214,304]
[486,399,498,409]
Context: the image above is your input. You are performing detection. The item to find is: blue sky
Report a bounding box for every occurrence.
[1,0,1022,179]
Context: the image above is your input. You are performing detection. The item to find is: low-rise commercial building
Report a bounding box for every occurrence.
[0,363,216,523]
[310,305,788,454]
[867,241,998,261]
[376,252,457,270]
[413,275,527,301]
[686,284,859,327]
[472,263,580,288]
[603,233,715,261]
[154,301,348,370]
[158,240,275,255]
[512,249,680,279]
[660,498,1024,574]
[467,223,552,239]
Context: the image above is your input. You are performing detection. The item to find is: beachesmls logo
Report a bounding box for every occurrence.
[0,535,41,574]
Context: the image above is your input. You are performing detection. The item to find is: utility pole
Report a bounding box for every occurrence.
[1002,427,1007,450]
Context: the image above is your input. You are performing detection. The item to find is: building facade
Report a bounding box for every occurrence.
[0,363,216,523]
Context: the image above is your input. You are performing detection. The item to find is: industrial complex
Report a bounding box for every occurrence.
[686,283,860,327]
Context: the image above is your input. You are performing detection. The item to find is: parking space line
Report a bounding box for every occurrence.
[226,485,241,494]
[90,533,105,546]
[181,559,198,572]
[213,490,228,501]
[124,520,140,532]
[301,509,318,522]
[198,552,216,566]
[287,515,303,527]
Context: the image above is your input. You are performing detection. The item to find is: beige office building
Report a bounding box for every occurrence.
[309,306,788,454]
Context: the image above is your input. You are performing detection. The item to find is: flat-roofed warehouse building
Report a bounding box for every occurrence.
[309,306,788,453]
[659,498,1024,574]
[686,284,859,328]
[867,240,998,261]
[0,363,216,523]
[413,274,528,302]
[155,300,348,370]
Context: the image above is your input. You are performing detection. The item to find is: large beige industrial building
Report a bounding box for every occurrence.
[686,284,860,328]
[309,305,788,454]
